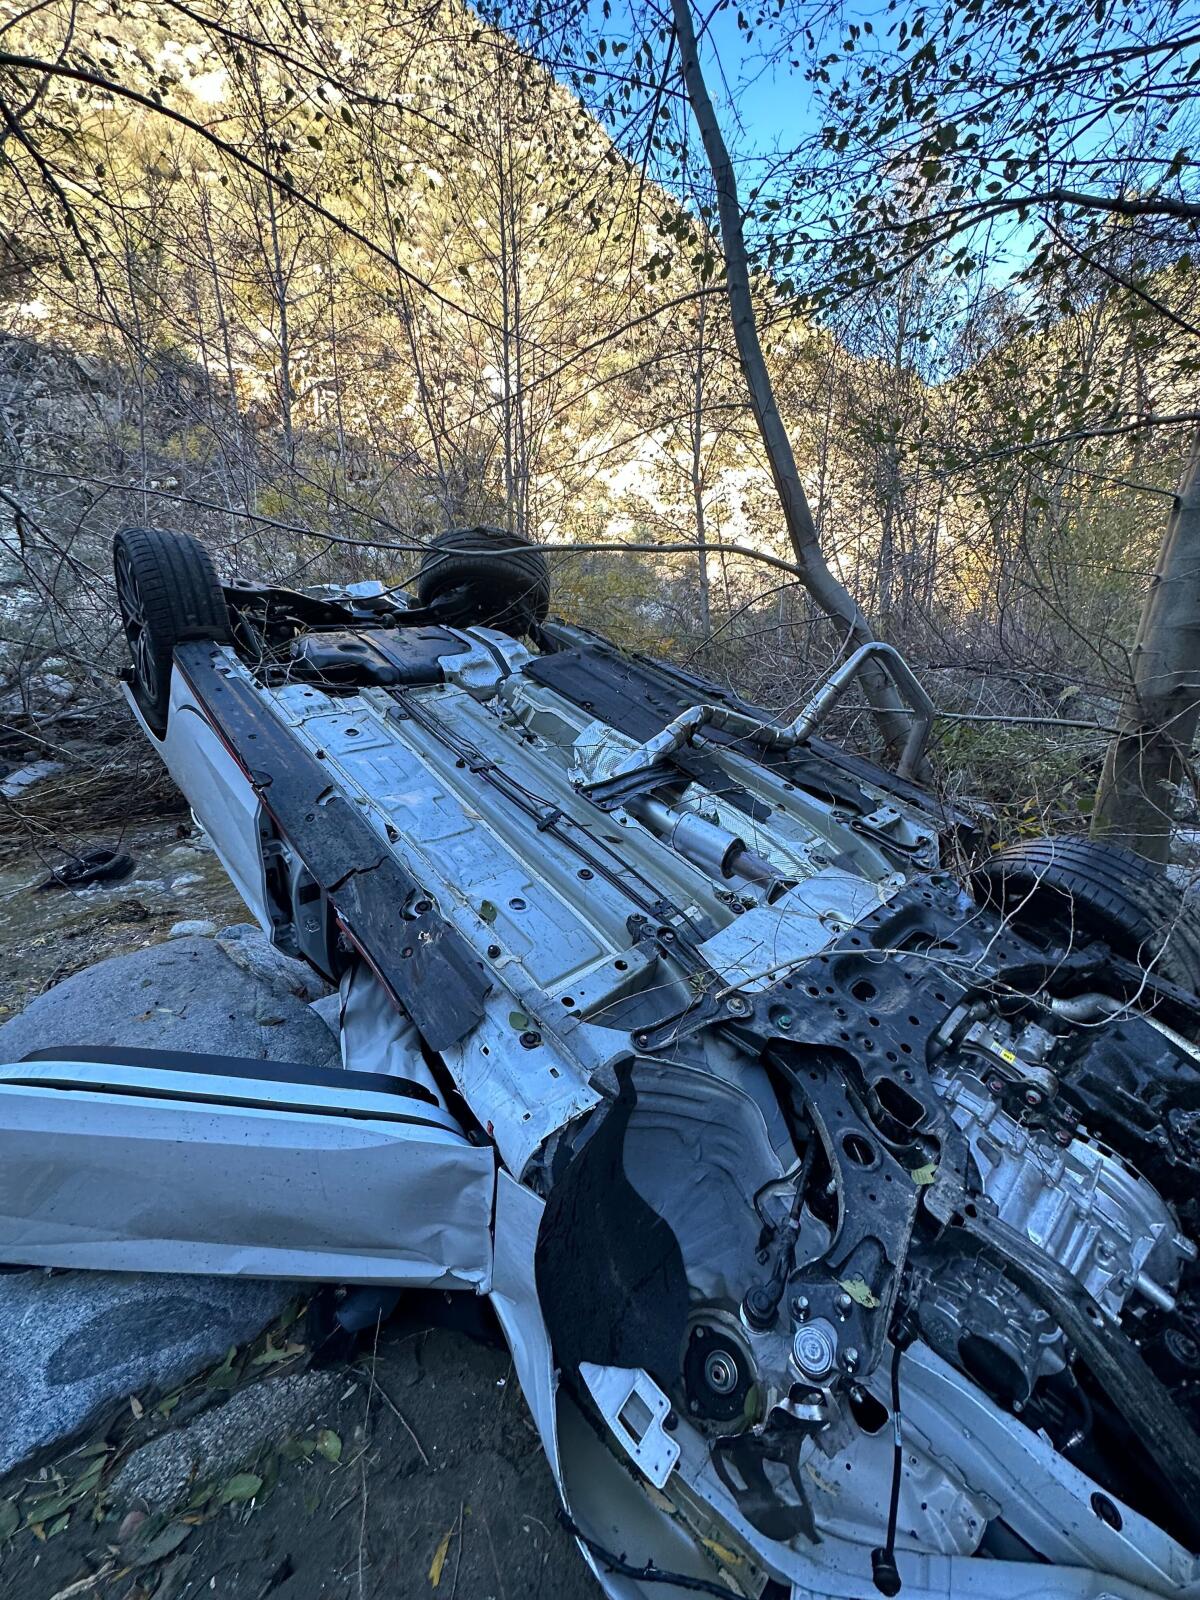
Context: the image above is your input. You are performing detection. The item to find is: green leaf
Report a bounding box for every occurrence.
[131,1520,193,1566]
[217,1474,263,1507]
[23,1485,85,1524]
[252,1339,304,1366]
[315,1429,342,1464]
[206,1346,239,1390]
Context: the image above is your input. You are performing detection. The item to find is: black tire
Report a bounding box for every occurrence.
[973,835,1200,995]
[415,525,550,636]
[113,527,230,736]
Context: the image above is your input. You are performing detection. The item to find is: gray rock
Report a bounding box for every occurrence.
[1,759,64,799]
[168,919,217,939]
[110,1370,342,1511]
[38,672,74,705]
[0,1272,293,1477]
[0,935,340,1066]
[215,923,330,1003]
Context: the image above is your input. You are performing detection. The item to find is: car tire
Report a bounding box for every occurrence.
[415,525,550,636]
[113,527,231,736]
[973,835,1200,995]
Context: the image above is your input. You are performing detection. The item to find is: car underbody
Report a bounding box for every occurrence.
[4,526,1200,1600]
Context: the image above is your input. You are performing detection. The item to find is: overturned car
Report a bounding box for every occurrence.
[4,522,1200,1599]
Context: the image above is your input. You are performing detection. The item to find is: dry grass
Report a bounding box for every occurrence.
[0,731,186,865]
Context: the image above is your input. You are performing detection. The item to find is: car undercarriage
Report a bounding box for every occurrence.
[4,524,1200,1600]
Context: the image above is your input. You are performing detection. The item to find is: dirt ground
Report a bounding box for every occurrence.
[0,1305,602,1600]
[0,813,603,1600]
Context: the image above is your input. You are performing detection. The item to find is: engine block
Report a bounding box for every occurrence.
[936,1049,1193,1317]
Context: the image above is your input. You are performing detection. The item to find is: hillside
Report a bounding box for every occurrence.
[0,0,1195,836]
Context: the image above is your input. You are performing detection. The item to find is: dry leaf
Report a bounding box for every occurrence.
[129,1396,144,1420]
[428,1525,454,1587]
[117,1511,146,1543]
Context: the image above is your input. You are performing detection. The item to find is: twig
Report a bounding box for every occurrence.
[937,710,1122,733]
[354,1363,430,1467]
[481,1512,508,1600]
[47,1569,115,1600]
[449,1500,465,1600]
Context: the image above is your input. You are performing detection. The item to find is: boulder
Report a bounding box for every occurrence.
[0,1272,294,1478]
[215,922,330,1002]
[0,933,339,1065]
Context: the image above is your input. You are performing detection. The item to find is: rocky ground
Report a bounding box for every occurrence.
[0,817,245,1017]
[0,814,601,1600]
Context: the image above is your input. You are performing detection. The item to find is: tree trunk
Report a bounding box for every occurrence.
[1092,430,1200,862]
[691,291,711,638]
[668,0,922,771]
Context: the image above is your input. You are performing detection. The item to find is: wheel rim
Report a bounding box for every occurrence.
[114,548,156,702]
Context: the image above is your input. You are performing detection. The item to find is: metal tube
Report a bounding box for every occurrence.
[781,643,935,781]
[1048,993,1200,1068]
[608,642,934,783]
[627,795,785,890]
[626,795,745,879]
[1135,1271,1177,1313]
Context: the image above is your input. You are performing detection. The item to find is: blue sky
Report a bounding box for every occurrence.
[701,5,819,157]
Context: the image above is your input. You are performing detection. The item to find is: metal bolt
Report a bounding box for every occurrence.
[634,1032,650,1049]
[843,1347,860,1372]
[743,1285,777,1329]
[776,1013,794,1031]
[1025,1089,1042,1107]
[704,1352,737,1395]
[790,1295,810,1320]
[835,1291,853,1317]
[519,1031,541,1049]
[793,1319,837,1380]
[726,995,750,1017]
[487,944,502,959]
